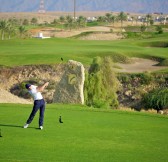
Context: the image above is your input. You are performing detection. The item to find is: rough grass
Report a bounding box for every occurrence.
[140,41,168,48]
[0,103,168,162]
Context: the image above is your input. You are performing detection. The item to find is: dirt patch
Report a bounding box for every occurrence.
[0,88,31,104]
[79,33,123,40]
[116,58,168,73]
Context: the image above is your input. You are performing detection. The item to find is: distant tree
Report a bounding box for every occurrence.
[77,16,86,28]
[110,15,116,27]
[150,19,154,26]
[0,20,8,40]
[59,16,65,30]
[51,19,59,25]
[118,11,127,28]
[146,14,152,26]
[140,25,146,32]
[65,15,74,30]
[135,16,139,26]
[156,26,163,34]
[105,13,116,26]
[18,26,27,38]
[131,16,135,26]
[31,17,38,25]
[6,23,15,39]
[105,13,112,24]
[97,16,106,24]
[8,18,19,26]
[59,16,65,23]
[23,19,29,26]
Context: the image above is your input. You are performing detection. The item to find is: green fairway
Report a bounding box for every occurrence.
[0,33,168,68]
[0,104,168,162]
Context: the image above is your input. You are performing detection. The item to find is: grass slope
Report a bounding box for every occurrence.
[0,104,168,162]
[0,33,168,69]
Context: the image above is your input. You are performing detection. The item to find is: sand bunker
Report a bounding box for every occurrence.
[0,88,31,104]
[116,58,168,73]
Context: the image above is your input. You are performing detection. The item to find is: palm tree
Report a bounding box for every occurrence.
[118,11,127,28]
[110,15,116,27]
[135,16,139,26]
[31,17,38,25]
[131,16,135,26]
[105,13,112,24]
[97,16,106,24]
[18,26,26,38]
[8,18,19,26]
[6,23,15,39]
[146,14,152,26]
[0,20,9,40]
[59,16,65,30]
[77,16,86,28]
[23,19,29,26]
[65,15,74,30]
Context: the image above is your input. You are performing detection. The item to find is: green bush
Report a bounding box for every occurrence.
[140,25,147,32]
[117,74,130,83]
[139,72,154,85]
[84,56,119,108]
[157,59,168,66]
[156,26,163,34]
[143,88,168,111]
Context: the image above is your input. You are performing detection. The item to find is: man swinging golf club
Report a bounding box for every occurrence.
[23,82,49,130]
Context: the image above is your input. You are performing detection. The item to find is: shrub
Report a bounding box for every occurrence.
[156,26,163,34]
[140,25,147,32]
[117,74,130,83]
[157,59,168,66]
[84,56,119,108]
[143,88,168,111]
[139,72,154,85]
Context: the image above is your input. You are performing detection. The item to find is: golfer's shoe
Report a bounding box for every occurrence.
[23,123,29,128]
[39,126,43,130]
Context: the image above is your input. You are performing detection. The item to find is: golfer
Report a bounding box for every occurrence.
[23,82,49,130]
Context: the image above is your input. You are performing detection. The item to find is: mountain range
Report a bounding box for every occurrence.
[0,0,168,14]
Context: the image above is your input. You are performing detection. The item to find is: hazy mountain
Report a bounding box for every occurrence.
[0,0,167,13]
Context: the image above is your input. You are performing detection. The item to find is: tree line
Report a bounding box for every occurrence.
[0,11,165,40]
[0,17,38,40]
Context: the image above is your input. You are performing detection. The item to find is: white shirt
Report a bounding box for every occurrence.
[29,85,43,101]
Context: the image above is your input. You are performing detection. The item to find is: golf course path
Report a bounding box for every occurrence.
[116,58,167,73]
[0,88,31,104]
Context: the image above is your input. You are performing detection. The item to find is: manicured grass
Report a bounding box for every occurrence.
[0,103,168,162]
[0,33,168,69]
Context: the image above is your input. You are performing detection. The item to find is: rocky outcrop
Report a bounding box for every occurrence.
[53,60,85,104]
[0,64,65,103]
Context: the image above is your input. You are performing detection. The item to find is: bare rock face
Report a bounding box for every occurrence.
[53,60,85,104]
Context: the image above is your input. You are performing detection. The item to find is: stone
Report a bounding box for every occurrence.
[125,90,132,97]
[53,60,85,104]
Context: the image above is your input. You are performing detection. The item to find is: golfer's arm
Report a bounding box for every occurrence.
[37,82,49,92]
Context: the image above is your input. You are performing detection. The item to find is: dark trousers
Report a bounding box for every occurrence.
[26,99,45,126]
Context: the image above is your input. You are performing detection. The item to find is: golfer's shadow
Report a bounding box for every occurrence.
[0,124,35,129]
